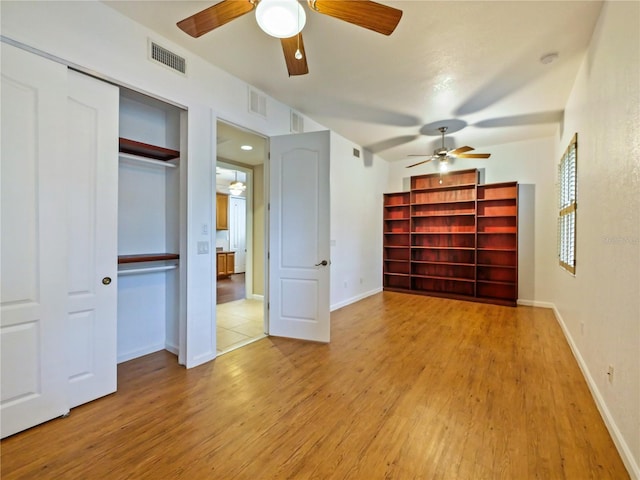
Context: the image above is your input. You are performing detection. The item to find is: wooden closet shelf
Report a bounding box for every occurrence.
[119,138,180,161]
[118,253,180,264]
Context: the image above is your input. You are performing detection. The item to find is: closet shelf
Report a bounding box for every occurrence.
[118,253,180,264]
[119,137,180,161]
[119,152,177,168]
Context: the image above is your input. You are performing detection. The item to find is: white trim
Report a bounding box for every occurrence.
[251,294,265,301]
[552,305,639,480]
[330,288,382,312]
[516,299,555,309]
[117,344,165,364]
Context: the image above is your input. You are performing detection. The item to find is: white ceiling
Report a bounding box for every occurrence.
[104,0,603,163]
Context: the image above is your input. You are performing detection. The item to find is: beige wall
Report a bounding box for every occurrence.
[553,1,640,476]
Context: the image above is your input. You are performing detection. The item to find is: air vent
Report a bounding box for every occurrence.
[290,111,304,133]
[353,148,361,158]
[149,40,186,75]
[248,88,267,118]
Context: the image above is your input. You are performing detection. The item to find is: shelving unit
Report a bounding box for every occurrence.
[383,192,411,290]
[475,182,518,304]
[383,170,518,306]
[117,88,185,363]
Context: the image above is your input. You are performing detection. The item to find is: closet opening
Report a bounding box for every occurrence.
[215,121,268,354]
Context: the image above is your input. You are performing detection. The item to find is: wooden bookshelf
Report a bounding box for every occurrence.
[383,171,518,306]
[383,192,411,291]
[475,182,518,304]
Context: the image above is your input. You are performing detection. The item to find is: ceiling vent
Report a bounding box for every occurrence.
[290,111,304,133]
[148,40,186,75]
[248,87,267,118]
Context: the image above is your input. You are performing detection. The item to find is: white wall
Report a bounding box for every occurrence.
[386,135,558,305]
[329,137,389,310]
[1,0,389,360]
[552,1,640,477]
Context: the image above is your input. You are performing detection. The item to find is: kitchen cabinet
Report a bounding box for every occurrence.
[217,251,235,278]
[216,193,229,230]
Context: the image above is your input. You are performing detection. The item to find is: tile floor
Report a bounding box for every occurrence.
[216,298,265,354]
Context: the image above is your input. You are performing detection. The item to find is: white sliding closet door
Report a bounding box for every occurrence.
[66,71,119,408]
[1,43,70,437]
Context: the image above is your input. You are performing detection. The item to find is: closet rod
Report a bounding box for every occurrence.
[117,265,178,276]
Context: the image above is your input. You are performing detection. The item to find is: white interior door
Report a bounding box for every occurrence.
[230,196,247,273]
[268,131,330,342]
[66,70,119,408]
[1,43,70,437]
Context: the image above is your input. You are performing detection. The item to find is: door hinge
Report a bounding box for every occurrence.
[267,302,270,310]
[267,251,270,259]
[267,202,270,211]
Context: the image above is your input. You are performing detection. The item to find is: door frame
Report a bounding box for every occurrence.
[216,160,255,296]
[214,119,270,336]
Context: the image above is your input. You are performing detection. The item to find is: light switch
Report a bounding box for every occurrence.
[201,224,209,235]
[197,241,209,255]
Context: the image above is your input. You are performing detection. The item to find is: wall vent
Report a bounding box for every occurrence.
[149,40,186,75]
[353,148,361,158]
[290,110,304,133]
[248,88,267,118]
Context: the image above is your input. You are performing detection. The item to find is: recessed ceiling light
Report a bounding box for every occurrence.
[240,145,253,151]
[540,52,559,65]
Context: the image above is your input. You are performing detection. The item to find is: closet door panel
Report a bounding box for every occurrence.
[1,43,69,438]
[66,71,119,408]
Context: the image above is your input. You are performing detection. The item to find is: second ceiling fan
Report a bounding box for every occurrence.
[406,127,491,170]
[177,0,403,76]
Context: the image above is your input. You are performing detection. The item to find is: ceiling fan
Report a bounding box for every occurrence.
[406,127,491,170]
[177,0,403,76]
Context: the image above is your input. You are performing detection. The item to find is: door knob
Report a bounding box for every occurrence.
[102,277,112,285]
[315,260,328,267]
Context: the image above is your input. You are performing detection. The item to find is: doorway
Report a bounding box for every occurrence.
[215,121,267,354]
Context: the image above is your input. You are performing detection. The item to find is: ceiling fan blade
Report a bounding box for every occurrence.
[308,0,403,35]
[406,158,434,168]
[177,0,256,38]
[456,153,491,159]
[281,34,309,76]
[449,146,474,156]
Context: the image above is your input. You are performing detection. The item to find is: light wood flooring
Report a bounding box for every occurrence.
[1,292,629,479]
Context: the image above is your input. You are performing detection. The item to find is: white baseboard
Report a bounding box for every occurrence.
[552,305,639,480]
[117,343,165,364]
[165,342,179,356]
[330,287,382,312]
[250,294,264,301]
[517,298,555,308]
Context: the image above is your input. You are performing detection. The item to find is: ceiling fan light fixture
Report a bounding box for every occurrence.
[256,0,306,38]
[439,159,449,172]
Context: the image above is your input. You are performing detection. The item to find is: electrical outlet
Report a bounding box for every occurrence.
[607,365,614,383]
[343,281,348,288]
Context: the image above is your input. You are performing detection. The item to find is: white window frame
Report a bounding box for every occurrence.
[558,133,578,274]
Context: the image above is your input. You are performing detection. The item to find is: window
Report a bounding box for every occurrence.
[558,133,577,274]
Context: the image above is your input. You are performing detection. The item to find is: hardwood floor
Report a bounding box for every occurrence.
[216,273,246,304]
[1,292,629,479]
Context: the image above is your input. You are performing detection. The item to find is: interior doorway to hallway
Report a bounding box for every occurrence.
[215,121,268,354]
